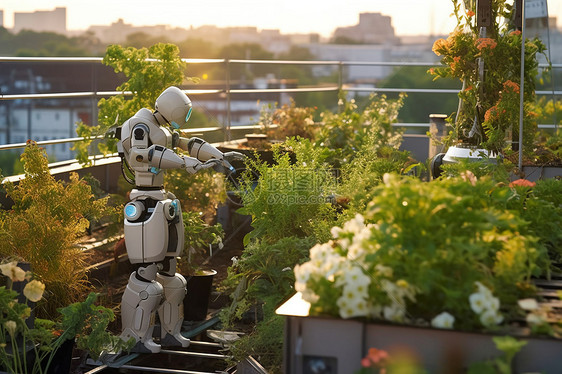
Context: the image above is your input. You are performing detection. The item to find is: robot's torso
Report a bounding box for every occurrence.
[119,108,184,264]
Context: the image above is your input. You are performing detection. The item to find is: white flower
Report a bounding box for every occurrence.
[375,264,393,278]
[431,312,455,329]
[518,298,539,311]
[479,309,504,327]
[330,226,342,239]
[4,321,17,337]
[301,289,320,304]
[0,262,26,282]
[23,280,45,303]
[342,214,365,234]
[383,303,406,322]
[526,312,547,326]
[336,266,370,290]
[474,281,493,298]
[337,296,368,319]
[383,173,392,185]
[469,292,487,314]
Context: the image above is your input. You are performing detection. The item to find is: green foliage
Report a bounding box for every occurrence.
[440,157,511,182]
[73,43,191,165]
[364,175,545,327]
[237,137,336,244]
[0,265,128,373]
[315,92,405,168]
[178,211,224,274]
[220,236,315,372]
[0,142,116,319]
[59,293,133,360]
[507,178,562,263]
[0,152,23,177]
[0,28,95,57]
[337,133,413,217]
[296,174,547,330]
[164,168,225,217]
[259,99,317,141]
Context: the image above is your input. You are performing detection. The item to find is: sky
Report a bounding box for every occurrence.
[1,0,562,37]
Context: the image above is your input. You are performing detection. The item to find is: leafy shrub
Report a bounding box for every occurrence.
[237,137,336,244]
[0,142,115,319]
[295,174,547,330]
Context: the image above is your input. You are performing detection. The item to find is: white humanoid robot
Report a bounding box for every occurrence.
[116,86,243,353]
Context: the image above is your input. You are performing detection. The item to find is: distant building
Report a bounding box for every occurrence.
[87,18,190,44]
[333,12,400,45]
[13,7,66,34]
[307,42,437,83]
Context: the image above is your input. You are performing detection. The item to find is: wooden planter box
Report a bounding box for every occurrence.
[277,293,562,374]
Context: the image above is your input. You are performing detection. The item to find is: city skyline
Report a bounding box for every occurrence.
[4,0,559,37]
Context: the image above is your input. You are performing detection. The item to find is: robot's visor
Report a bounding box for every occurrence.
[171,106,193,129]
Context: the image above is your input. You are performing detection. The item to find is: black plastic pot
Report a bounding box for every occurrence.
[183,269,217,321]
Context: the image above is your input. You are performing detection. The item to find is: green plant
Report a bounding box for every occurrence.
[294,173,547,330]
[73,43,192,165]
[236,137,337,245]
[220,236,316,372]
[0,262,131,374]
[314,92,405,168]
[431,0,546,154]
[337,137,413,217]
[505,178,562,264]
[164,168,225,220]
[178,211,224,275]
[0,142,115,319]
[260,99,317,141]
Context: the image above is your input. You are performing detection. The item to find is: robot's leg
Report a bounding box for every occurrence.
[120,264,163,353]
[157,258,190,347]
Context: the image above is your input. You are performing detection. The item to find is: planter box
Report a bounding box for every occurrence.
[277,293,562,374]
[521,165,562,182]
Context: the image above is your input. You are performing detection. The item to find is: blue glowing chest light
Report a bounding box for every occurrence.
[125,204,138,219]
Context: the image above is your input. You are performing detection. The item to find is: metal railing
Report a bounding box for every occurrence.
[0,56,560,177]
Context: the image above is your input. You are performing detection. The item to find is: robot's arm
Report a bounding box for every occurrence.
[129,144,220,175]
[179,137,244,173]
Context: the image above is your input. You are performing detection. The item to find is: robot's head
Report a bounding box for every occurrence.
[154,86,193,129]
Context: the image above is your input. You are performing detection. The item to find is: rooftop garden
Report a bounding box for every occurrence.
[1,0,562,373]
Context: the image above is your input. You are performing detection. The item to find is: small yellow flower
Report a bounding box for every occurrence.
[23,280,45,302]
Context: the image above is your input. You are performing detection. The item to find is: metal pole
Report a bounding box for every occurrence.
[518,0,526,171]
[225,59,231,142]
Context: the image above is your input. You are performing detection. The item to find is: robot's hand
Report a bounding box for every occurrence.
[215,158,236,175]
[184,157,221,174]
[223,151,246,163]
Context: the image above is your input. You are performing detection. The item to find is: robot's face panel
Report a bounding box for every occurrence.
[155,86,193,129]
[171,106,192,129]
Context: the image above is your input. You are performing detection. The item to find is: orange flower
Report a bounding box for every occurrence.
[509,179,536,188]
[510,30,522,36]
[476,38,497,50]
[432,38,448,56]
[503,80,520,94]
[467,10,475,17]
[484,106,498,122]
